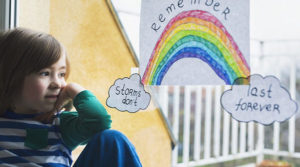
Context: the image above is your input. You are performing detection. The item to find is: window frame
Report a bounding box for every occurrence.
[0,0,18,31]
[106,0,139,66]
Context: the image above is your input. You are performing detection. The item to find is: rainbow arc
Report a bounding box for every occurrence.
[142,10,250,85]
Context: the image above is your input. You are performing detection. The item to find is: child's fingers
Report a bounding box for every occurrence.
[55,84,76,111]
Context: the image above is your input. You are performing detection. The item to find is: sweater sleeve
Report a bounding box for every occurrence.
[59,90,112,150]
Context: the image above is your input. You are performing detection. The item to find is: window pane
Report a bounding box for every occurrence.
[109,0,141,63]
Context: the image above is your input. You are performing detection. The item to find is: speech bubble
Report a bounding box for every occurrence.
[221,74,298,125]
[106,73,151,113]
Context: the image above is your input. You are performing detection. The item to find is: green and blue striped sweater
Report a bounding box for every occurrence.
[0,90,112,166]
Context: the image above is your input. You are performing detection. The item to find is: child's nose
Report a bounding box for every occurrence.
[49,81,60,89]
[49,76,64,89]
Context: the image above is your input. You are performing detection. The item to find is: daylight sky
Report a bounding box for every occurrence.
[250,0,300,40]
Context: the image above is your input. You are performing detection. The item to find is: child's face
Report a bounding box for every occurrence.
[13,54,67,114]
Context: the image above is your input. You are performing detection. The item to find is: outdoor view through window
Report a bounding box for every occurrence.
[109,0,300,166]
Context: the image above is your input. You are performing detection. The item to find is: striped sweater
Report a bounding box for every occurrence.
[0,90,112,167]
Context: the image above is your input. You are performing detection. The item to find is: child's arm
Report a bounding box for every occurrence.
[57,83,112,150]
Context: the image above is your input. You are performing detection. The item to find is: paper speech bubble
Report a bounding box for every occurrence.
[106,73,151,113]
[221,74,298,125]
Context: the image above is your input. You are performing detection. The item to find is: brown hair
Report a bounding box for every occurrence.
[0,28,70,114]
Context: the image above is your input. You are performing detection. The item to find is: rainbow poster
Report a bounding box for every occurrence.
[140,0,250,85]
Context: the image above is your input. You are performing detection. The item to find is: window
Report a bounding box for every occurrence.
[0,0,18,31]
[107,0,141,65]
[107,0,300,166]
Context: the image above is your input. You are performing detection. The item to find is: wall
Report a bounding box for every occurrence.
[19,0,50,33]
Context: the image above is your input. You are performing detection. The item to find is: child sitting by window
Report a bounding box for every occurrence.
[0,28,142,167]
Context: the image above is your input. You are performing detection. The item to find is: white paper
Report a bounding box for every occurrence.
[106,73,151,113]
[140,0,250,85]
[221,74,298,125]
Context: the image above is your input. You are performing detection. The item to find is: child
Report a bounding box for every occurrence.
[0,28,142,167]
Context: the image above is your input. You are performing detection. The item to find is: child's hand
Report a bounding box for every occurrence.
[34,111,56,124]
[55,83,86,111]
[34,83,85,124]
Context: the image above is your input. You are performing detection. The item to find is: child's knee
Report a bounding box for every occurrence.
[95,129,128,143]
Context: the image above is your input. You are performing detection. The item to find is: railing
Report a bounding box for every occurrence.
[156,86,260,166]
[154,40,300,167]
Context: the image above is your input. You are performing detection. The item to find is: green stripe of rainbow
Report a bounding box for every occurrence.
[142,10,250,85]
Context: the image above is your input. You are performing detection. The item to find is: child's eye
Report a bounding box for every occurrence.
[59,72,66,77]
[39,71,50,76]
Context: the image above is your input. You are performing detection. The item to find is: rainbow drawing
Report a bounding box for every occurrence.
[142,10,250,85]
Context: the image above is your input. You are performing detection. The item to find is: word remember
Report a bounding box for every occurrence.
[151,0,231,32]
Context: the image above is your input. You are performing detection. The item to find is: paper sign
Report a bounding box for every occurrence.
[106,73,151,113]
[140,0,250,85]
[221,74,298,125]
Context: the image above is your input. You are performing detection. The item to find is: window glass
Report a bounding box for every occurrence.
[108,0,300,166]
[108,0,141,64]
[0,0,17,31]
[0,0,9,30]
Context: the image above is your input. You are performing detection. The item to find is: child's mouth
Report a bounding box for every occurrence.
[45,95,58,99]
